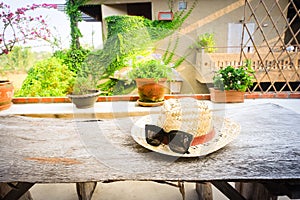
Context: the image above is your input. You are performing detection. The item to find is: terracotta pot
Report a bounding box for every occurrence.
[135,78,167,102]
[0,80,14,111]
[67,90,101,109]
[210,88,245,103]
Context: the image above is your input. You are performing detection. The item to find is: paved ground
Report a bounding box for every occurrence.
[30,182,214,200]
[2,98,299,200]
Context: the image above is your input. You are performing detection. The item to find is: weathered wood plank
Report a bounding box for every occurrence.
[0,103,299,184]
[212,181,246,200]
[195,182,212,200]
[235,182,277,200]
[76,182,97,200]
[0,182,34,200]
[178,181,185,200]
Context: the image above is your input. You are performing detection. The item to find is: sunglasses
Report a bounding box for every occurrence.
[145,124,194,154]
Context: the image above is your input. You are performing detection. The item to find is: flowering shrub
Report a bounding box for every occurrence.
[0,2,57,56]
[213,60,255,92]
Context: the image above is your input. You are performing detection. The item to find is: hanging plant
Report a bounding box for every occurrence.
[66,0,88,49]
[160,0,198,66]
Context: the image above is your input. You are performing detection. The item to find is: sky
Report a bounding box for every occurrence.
[2,0,103,52]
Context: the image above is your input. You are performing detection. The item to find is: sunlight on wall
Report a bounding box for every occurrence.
[180,0,246,35]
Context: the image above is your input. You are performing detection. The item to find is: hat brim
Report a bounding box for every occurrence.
[131,114,240,157]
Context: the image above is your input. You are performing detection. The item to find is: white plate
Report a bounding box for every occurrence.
[131,115,240,157]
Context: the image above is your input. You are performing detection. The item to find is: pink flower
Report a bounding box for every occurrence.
[7,13,13,19]
[0,2,55,56]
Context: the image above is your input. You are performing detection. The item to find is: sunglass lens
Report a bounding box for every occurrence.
[145,124,164,146]
[168,131,194,154]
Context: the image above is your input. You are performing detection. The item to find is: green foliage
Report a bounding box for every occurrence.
[94,7,198,79]
[106,16,149,40]
[0,46,33,73]
[104,16,152,74]
[53,48,90,74]
[0,46,51,76]
[128,59,172,81]
[71,76,95,95]
[193,33,216,53]
[16,57,75,97]
[98,79,135,96]
[66,0,88,49]
[154,1,198,67]
[80,15,153,85]
[213,60,254,92]
[162,32,192,68]
[148,0,198,41]
[81,0,198,95]
[98,79,116,96]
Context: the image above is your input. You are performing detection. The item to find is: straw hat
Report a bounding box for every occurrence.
[156,98,213,137]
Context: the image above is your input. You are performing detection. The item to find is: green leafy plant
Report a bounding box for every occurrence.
[103,15,153,75]
[71,76,96,95]
[193,33,216,53]
[213,60,255,92]
[53,48,90,74]
[77,0,198,95]
[69,58,101,95]
[148,0,198,40]
[66,0,89,49]
[0,46,34,74]
[128,59,172,81]
[15,57,75,97]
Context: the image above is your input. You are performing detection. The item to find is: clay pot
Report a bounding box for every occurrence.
[135,78,168,103]
[67,90,101,109]
[0,80,14,111]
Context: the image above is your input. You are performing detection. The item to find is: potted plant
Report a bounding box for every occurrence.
[66,49,104,109]
[67,75,101,109]
[0,80,14,110]
[192,33,217,53]
[0,2,56,111]
[129,58,172,106]
[210,60,255,103]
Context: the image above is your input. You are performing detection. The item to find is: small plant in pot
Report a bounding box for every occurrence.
[129,58,172,106]
[210,60,255,103]
[192,33,217,53]
[67,76,101,109]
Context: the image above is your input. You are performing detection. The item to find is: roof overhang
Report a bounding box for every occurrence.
[79,4,102,22]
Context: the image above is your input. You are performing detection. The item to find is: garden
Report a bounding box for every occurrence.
[0,0,198,102]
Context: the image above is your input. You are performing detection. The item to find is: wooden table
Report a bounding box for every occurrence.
[0,103,299,200]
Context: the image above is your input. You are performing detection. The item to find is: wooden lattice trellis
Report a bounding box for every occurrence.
[241,0,300,92]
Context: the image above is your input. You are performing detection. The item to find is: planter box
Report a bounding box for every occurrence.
[210,88,245,103]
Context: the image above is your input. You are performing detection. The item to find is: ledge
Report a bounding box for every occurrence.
[11,92,300,104]
[245,92,300,99]
[3,98,299,119]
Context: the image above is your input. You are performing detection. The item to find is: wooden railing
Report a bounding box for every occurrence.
[195,51,300,92]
